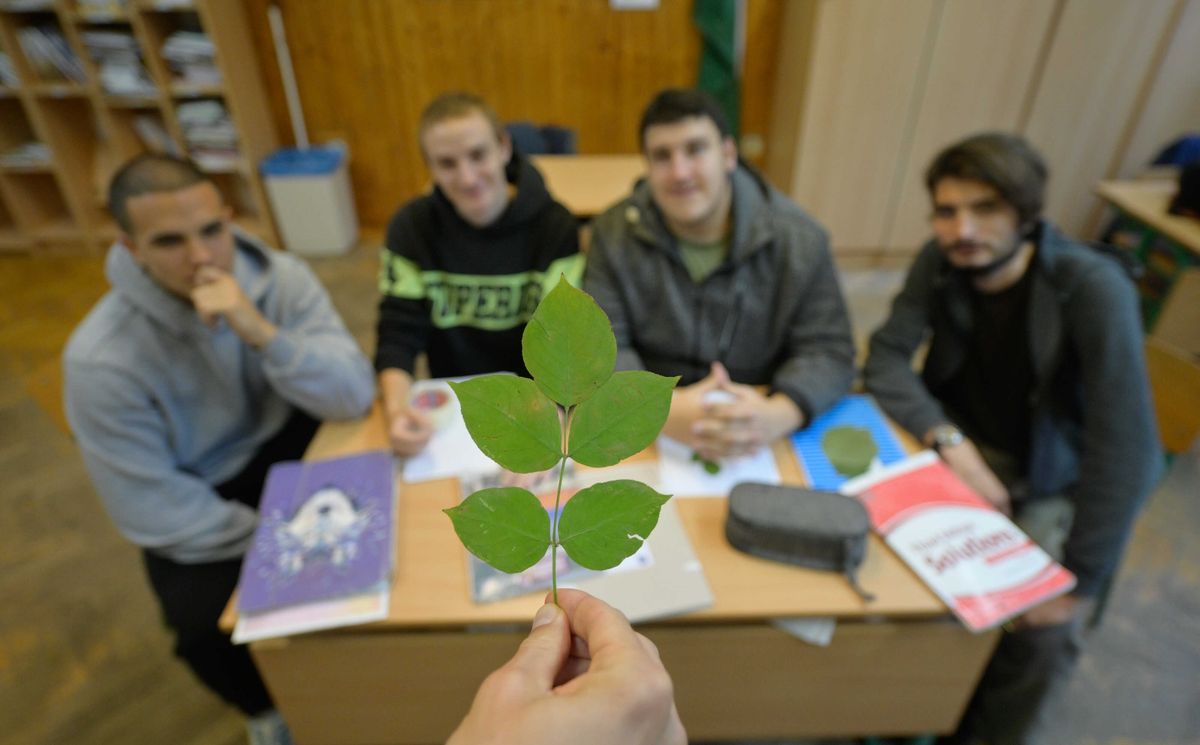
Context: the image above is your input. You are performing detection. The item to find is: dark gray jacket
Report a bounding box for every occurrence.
[584,164,855,421]
[864,222,1163,596]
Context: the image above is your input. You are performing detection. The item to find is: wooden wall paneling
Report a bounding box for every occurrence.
[786,0,939,254]
[1020,0,1180,239]
[739,0,785,170]
[883,0,1061,257]
[1113,0,1200,176]
[764,0,818,193]
[257,0,700,229]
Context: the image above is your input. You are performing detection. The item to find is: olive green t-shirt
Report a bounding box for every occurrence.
[678,237,728,283]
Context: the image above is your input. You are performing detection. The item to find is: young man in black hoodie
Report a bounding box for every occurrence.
[375,92,581,456]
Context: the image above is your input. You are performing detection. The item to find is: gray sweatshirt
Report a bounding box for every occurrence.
[64,233,375,563]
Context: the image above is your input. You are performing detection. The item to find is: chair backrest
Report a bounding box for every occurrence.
[505,121,578,155]
[1144,336,1200,453]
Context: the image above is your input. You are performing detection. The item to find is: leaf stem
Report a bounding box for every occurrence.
[551,406,575,606]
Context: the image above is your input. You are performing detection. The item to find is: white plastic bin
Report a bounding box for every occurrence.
[260,145,358,256]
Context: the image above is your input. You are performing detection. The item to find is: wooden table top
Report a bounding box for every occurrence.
[223,403,946,631]
[1096,179,1200,253]
[530,154,644,218]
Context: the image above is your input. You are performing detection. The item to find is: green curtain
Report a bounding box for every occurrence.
[693,0,739,138]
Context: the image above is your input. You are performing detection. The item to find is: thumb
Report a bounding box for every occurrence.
[504,603,570,689]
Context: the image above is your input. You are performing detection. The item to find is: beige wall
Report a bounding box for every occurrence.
[769,0,1199,260]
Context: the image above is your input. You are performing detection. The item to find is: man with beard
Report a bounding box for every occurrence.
[864,133,1162,745]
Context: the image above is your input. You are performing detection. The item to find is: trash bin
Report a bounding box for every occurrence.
[260,144,358,257]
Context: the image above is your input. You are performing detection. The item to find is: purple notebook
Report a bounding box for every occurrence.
[237,450,396,614]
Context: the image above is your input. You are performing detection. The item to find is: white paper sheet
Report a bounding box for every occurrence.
[400,379,496,482]
[654,435,781,498]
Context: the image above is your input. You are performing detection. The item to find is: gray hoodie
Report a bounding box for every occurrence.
[64,232,375,563]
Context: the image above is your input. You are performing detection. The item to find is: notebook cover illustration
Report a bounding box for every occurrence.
[790,394,906,490]
[237,450,396,614]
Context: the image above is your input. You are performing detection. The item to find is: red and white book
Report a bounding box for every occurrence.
[841,451,1076,632]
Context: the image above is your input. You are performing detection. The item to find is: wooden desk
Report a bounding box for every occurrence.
[1096,179,1200,329]
[236,407,998,744]
[1096,179,1200,253]
[530,154,644,218]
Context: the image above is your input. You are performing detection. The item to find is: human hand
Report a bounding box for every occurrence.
[447,589,685,745]
[692,377,802,461]
[386,407,434,457]
[661,362,728,447]
[937,438,1012,516]
[191,266,277,348]
[1016,594,1083,628]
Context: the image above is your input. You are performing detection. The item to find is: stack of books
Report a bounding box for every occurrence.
[161,30,220,88]
[16,26,86,83]
[234,451,397,643]
[80,29,155,96]
[176,98,238,169]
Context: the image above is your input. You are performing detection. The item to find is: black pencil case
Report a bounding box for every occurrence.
[725,482,874,602]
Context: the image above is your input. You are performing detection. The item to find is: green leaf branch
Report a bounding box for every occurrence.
[444,277,678,603]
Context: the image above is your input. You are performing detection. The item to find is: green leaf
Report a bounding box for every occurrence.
[822,426,878,477]
[449,376,562,473]
[557,480,670,570]
[522,277,617,407]
[568,371,678,467]
[444,487,551,573]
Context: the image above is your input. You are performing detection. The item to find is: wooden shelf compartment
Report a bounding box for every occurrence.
[135,6,218,95]
[0,171,76,236]
[0,96,53,172]
[102,104,175,162]
[0,187,31,251]
[0,9,89,88]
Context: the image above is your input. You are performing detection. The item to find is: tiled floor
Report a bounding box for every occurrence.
[1,245,1196,745]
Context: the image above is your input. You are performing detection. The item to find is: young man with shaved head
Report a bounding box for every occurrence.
[64,154,374,745]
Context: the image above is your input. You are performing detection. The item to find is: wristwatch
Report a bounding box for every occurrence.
[928,424,964,453]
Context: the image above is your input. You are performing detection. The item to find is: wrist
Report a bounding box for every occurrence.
[925,423,964,453]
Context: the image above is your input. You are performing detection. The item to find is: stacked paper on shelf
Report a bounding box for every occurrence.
[17,26,86,83]
[0,141,51,167]
[76,0,128,20]
[80,30,155,96]
[0,52,18,86]
[176,98,238,168]
[233,450,397,643]
[162,30,220,87]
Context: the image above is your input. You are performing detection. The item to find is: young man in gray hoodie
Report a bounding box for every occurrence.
[584,88,855,460]
[64,154,375,745]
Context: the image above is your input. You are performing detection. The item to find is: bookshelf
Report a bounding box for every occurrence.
[0,0,278,254]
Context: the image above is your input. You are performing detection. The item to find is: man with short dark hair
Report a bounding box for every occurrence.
[376,91,581,456]
[864,132,1162,745]
[584,88,855,459]
[65,153,375,745]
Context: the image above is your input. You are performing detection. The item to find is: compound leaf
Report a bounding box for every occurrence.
[569,371,678,467]
[522,277,616,407]
[557,480,670,570]
[444,487,551,573]
[449,376,562,473]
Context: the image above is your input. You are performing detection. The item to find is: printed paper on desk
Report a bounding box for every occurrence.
[841,452,1076,632]
[401,378,495,482]
[655,435,781,497]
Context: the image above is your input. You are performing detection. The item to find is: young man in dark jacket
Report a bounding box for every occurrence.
[864,133,1162,745]
[375,92,582,456]
[584,89,855,460]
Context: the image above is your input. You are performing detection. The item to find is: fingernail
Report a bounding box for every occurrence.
[531,603,558,629]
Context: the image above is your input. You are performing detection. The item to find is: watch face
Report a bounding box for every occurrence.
[934,426,963,449]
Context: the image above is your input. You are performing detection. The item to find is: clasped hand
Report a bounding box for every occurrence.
[666,362,802,461]
[448,589,686,745]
